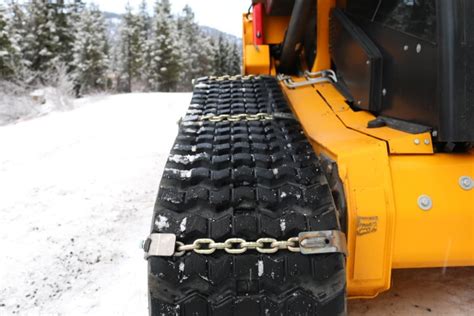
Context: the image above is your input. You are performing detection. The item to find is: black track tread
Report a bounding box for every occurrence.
[149,76,346,316]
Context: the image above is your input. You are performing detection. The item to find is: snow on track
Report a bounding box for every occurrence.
[0,93,190,315]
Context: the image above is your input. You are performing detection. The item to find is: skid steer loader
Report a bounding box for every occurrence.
[143,0,474,314]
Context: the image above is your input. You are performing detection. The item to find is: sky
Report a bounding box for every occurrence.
[85,0,250,37]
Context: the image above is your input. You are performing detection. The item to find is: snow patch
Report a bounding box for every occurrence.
[257,260,264,277]
[0,92,192,315]
[280,218,286,231]
[272,168,279,175]
[195,83,210,89]
[191,145,197,152]
[180,217,187,232]
[156,215,170,230]
[199,274,210,282]
[165,168,192,178]
[179,262,185,272]
[280,192,287,198]
[168,153,207,164]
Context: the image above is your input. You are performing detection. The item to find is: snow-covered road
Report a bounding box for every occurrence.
[0,93,472,315]
[0,93,190,315]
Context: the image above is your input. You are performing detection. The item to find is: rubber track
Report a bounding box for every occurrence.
[148,76,346,316]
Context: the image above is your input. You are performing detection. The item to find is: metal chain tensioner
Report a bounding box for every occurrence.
[143,230,347,259]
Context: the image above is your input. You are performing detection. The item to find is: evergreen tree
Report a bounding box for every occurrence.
[118,3,142,92]
[4,2,32,82]
[176,5,215,91]
[214,35,232,76]
[0,3,14,78]
[137,0,151,88]
[194,34,217,79]
[21,1,64,82]
[176,5,196,91]
[228,42,242,75]
[52,0,74,68]
[71,4,109,94]
[149,0,181,92]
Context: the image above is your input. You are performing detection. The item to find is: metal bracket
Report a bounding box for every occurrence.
[143,233,176,259]
[278,70,338,89]
[299,230,347,255]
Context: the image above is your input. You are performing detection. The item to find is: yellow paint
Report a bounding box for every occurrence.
[281,84,395,298]
[240,0,474,299]
[312,0,335,71]
[243,12,289,46]
[353,187,387,281]
[263,16,291,44]
[242,13,253,46]
[242,12,289,75]
[244,45,270,75]
[280,79,474,298]
[390,154,474,268]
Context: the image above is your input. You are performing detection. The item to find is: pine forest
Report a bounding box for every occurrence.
[0,0,242,96]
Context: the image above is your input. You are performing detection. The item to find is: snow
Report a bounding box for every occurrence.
[168,153,208,164]
[165,168,192,179]
[0,92,190,315]
[180,217,187,232]
[155,215,170,230]
[257,260,264,277]
[280,218,286,231]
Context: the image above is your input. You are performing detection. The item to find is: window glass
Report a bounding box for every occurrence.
[347,0,437,43]
[346,0,380,20]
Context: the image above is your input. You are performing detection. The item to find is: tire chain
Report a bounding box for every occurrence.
[199,113,274,122]
[174,237,301,256]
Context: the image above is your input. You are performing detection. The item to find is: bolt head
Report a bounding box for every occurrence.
[424,139,430,145]
[459,176,473,190]
[404,45,409,51]
[414,139,420,145]
[417,195,432,211]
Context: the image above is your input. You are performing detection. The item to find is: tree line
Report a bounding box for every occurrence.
[0,0,242,95]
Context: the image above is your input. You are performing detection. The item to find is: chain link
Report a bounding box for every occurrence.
[210,74,259,81]
[193,75,260,86]
[199,113,273,122]
[174,237,301,256]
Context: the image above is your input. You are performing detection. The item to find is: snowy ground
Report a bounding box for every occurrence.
[0,93,472,315]
[0,93,190,315]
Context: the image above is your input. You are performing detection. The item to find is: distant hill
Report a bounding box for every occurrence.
[103,11,241,45]
[103,11,122,20]
[200,26,241,43]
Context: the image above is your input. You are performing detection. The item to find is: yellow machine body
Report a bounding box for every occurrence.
[243,0,474,298]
